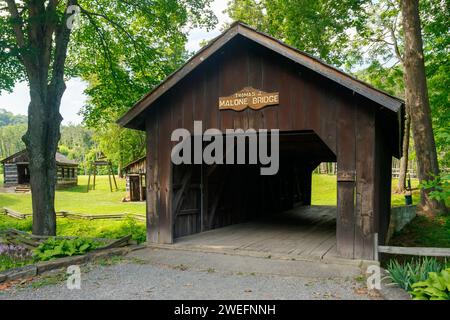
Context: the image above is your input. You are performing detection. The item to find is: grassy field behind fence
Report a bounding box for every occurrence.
[311,174,420,207]
[0,174,420,216]
[0,175,146,215]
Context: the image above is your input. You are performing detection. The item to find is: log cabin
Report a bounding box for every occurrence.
[1,149,78,188]
[123,156,146,202]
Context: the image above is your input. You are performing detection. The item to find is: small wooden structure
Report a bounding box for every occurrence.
[86,154,118,192]
[117,22,405,261]
[1,150,78,187]
[123,156,146,202]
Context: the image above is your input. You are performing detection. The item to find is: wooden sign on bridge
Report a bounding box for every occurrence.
[219,87,279,111]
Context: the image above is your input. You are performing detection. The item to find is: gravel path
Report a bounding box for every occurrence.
[0,248,386,300]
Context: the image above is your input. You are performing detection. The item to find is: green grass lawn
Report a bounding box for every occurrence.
[311,174,420,207]
[0,174,419,216]
[0,175,145,215]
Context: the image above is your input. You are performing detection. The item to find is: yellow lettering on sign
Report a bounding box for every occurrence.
[219,87,279,111]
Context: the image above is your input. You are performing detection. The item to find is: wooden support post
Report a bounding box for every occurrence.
[110,162,118,190]
[108,167,113,192]
[86,166,91,192]
[354,105,376,260]
[93,165,96,190]
[146,118,160,244]
[336,101,357,259]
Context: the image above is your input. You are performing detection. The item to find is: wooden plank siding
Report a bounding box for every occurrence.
[56,165,78,186]
[3,164,18,185]
[136,35,400,260]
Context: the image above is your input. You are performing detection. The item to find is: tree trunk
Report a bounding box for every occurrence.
[400,0,447,215]
[6,0,76,235]
[24,83,65,236]
[397,105,410,193]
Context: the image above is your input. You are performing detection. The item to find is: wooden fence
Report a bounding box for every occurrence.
[375,233,450,260]
[315,159,448,178]
[2,207,145,222]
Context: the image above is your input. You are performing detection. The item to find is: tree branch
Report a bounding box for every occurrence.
[389,24,404,63]
[5,0,26,49]
[49,0,77,102]
[5,0,37,75]
[42,0,60,70]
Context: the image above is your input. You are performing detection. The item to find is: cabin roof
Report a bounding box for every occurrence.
[123,156,146,172]
[117,21,404,130]
[1,150,78,166]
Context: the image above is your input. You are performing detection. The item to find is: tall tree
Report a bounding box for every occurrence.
[0,0,216,235]
[226,0,365,67]
[354,0,449,193]
[400,0,446,215]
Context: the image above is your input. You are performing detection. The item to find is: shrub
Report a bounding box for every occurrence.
[0,216,32,232]
[34,237,103,261]
[0,244,33,271]
[411,268,450,300]
[387,257,446,292]
[419,174,450,206]
[94,216,146,244]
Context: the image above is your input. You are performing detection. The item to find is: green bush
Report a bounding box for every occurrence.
[0,255,32,272]
[0,215,146,244]
[0,244,34,271]
[387,257,446,292]
[34,237,103,261]
[419,174,450,206]
[96,216,146,244]
[411,268,450,300]
[0,215,32,232]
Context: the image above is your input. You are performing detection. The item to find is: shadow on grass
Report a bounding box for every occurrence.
[388,214,450,247]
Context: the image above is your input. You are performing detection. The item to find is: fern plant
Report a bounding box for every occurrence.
[386,257,445,292]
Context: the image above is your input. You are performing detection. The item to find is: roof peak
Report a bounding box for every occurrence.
[117,21,403,130]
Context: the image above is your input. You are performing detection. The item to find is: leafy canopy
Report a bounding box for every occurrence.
[0,0,217,125]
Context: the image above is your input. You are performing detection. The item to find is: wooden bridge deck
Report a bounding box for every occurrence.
[173,206,338,261]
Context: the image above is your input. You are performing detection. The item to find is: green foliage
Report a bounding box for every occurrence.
[0,215,32,233]
[55,216,146,244]
[226,0,365,68]
[94,216,146,244]
[419,174,450,205]
[34,237,103,261]
[73,0,217,128]
[92,124,145,174]
[0,123,27,159]
[0,217,147,245]
[354,62,404,98]
[0,109,27,127]
[0,255,32,272]
[59,125,94,173]
[435,128,450,168]
[411,268,450,300]
[0,243,33,272]
[387,257,447,292]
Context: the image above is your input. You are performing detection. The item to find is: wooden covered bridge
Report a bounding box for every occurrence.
[118,22,404,261]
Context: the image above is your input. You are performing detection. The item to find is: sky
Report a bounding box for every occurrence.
[0,0,231,125]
